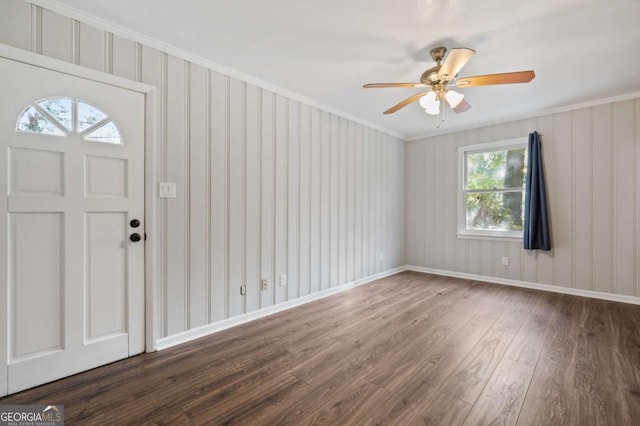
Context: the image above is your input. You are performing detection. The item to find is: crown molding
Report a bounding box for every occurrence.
[24,0,406,140]
[407,90,640,141]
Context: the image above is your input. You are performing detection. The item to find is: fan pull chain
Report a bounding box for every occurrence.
[436,99,445,128]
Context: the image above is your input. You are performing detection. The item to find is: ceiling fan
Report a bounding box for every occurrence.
[363,46,535,117]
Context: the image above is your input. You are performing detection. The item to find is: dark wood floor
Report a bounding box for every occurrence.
[2,271,640,425]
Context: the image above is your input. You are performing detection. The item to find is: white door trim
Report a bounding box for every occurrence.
[0,44,159,390]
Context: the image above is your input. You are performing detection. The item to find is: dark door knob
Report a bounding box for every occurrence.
[130,219,140,228]
[130,233,142,242]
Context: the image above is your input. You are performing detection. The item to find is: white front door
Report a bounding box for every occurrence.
[0,56,145,395]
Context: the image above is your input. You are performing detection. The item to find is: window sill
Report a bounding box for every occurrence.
[456,232,523,242]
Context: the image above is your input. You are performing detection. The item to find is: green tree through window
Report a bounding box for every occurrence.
[462,142,527,234]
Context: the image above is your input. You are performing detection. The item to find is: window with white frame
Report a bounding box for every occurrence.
[458,137,528,239]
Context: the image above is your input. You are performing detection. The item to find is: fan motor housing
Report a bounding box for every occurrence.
[420,46,447,84]
[420,65,441,84]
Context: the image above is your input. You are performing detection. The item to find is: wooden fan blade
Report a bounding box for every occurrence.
[438,48,475,80]
[383,92,426,114]
[452,99,471,113]
[455,71,535,87]
[363,83,428,88]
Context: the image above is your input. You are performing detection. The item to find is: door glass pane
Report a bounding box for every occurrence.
[17,106,65,136]
[85,121,122,144]
[77,101,107,132]
[37,98,73,131]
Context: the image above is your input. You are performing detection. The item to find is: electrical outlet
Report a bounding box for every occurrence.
[279,274,287,287]
[501,257,509,266]
[240,285,246,295]
[261,279,268,291]
[379,253,384,262]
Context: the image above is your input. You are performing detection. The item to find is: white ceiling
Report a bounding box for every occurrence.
[48,0,640,139]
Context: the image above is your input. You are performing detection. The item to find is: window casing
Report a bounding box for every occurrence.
[457,137,528,240]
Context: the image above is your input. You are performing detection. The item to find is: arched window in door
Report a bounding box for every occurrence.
[17,97,122,144]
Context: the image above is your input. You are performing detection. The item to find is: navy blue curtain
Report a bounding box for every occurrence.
[523,131,551,250]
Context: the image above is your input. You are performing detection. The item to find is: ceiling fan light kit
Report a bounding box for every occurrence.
[419,91,440,115]
[363,46,535,125]
[444,90,464,108]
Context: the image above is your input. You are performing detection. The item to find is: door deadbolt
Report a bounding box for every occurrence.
[130,219,141,228]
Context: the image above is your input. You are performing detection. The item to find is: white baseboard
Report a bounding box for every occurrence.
[157,264,639,351]
[155,266,408,350]
[406,265,640,306]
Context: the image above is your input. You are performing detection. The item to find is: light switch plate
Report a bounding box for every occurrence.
[159,182,177,198]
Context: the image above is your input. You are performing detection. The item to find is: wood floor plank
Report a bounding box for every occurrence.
[504,291,558,366]
[1,272,638,425]
[612,350,640,425]
[407,391,472,426]
[517,393,570,425]
[462,358,534,426]
[380,314,497,408]
[439,290,540,405]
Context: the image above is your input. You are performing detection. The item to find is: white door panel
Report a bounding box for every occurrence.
[0,56,145,394]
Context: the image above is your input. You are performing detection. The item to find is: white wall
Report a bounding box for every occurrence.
[0,0,406,340]
[407,97,640,297]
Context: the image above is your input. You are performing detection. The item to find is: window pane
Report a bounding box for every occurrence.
[466,191,525,231]
[17,106,66,136]
[85,121,122,144]
[77,101,107,132]
[37,98,73,131]
[467,147,526,190]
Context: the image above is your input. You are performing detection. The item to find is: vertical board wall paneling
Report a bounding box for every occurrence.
[244,84,260,312]
[298,104,311,297]
[210,71,228,323]
[354,124,363,279]
[310,108,321,294]
[591,104,613,294]
[228,78,245,317]
[111,35,136,81]
[329,115,339,287]
[287,100,299,301]
[41,9,70,62]
[573,108,593,291]
[259,90,275,309]
[320,111,331,290]
[346,122,355,282]
[274,94,289,304]
[367,127,377,274]
[165,55,187,335]
[613,100,635,296]
[302,105,312,296]
[0,0,31,51]
[0,0,406,342]
[407,97,640,298]
[636,99,640,298]
[423,141,435,268]
[553,111,574,289]
[339,119,348,283]
[188,63,208,328]
[78,22,105,72]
